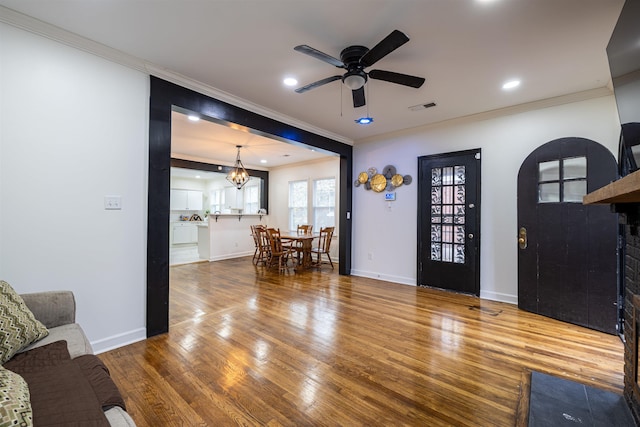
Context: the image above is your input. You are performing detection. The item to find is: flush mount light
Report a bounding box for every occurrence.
[187,115,200,122]
[260,159,267,164]
[355,117,374,125]
[283,77,298,87]
[502,79,521,90]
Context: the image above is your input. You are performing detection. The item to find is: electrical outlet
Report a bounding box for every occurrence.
[104,196,122,210]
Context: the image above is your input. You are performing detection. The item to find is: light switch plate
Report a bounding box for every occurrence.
[104,196,122,210]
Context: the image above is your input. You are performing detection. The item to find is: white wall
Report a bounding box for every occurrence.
[352,95,621,303]
[0,23,148,352]
[269,158,340,227]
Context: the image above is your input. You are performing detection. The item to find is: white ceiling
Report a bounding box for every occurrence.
[0,0,625,155]
[171,110,335,169]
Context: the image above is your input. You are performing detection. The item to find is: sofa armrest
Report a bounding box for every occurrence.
[20,291,76,328]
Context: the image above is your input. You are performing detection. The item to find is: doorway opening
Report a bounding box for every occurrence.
[147,77,353,337]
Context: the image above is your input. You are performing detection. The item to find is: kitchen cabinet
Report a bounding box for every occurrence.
[170,189,203,211]
[172,222,198,244]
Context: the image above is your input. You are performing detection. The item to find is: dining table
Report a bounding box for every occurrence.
[280,231,317,271]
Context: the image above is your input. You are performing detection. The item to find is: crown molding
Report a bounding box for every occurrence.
[356,86,615,144]
[0,5,353,146]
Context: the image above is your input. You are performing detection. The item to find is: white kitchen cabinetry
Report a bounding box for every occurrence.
[170,189,203,211]
[172,222,198,244]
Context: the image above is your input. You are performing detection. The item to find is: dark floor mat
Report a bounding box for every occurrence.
[528,371,635,426]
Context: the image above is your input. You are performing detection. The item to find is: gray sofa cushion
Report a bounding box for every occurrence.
[20,324,92,359]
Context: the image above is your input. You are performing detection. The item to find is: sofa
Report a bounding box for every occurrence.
[0,281,136,426]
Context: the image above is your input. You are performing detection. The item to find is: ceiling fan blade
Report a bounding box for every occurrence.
[295,75,342,93]
[294,45,345,68]
[368,69,425,88]
[360,30,410,68]
[352,87,366,108]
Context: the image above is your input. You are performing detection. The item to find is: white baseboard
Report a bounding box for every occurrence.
[351,269,518,305]
[209,250,253,261]
[350,269,416,286]
[480,290,518,305]
[92,327,146,354]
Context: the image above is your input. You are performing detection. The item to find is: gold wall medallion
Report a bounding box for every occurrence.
[371,174,387,192]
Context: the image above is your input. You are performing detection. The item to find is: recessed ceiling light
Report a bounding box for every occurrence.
[260,159,267,164]
[195,175,201,179]
[283,77,298,87]
[187,115,200,122]
[355,117,374,125]
[502,79,521,90]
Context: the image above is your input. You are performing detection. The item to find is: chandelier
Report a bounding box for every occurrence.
[227,145,250,189]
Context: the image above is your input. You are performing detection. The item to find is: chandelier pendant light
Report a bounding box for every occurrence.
[227,145,250,189]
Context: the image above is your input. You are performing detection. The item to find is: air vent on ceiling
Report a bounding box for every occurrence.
[408,102,437,111]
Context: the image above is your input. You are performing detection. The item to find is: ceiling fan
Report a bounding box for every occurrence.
[294,30,425,108]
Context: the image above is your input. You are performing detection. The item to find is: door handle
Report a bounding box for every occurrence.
[518,227,527,249]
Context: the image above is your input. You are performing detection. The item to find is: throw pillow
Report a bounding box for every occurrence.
[0,281,49,364]
[0,366,33,426]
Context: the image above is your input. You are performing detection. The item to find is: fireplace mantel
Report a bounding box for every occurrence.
[584,169,640,205]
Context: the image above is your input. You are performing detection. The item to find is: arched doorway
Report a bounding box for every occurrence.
[517,137,618,334]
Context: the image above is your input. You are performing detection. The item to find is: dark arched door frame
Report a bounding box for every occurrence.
[147,76,353,337]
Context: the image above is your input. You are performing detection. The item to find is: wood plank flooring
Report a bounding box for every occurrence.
[100,258,625,426]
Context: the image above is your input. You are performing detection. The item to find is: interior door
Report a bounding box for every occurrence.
[517,138,618,334]
[418,149,481,295]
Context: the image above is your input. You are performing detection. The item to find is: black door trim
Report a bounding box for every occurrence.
[148,76,353,337]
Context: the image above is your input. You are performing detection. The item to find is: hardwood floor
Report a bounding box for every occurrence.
[100,258,624,426]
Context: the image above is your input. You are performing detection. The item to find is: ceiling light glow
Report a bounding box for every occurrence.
[187,115,200,122]
[260,159,267,164]
[355,117,374,125]
[283,77,298,87]
[502,79,521,90]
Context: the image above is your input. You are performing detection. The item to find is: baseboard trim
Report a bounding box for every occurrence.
[209,251,253,262]
[480,290,517,305]
[350,269,416,286]
[92,327,146,354]
[351,269,518,305]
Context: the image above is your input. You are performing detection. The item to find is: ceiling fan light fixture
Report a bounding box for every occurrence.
[343,71,367,90]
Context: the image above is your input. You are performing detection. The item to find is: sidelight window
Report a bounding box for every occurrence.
[538,156,586,203]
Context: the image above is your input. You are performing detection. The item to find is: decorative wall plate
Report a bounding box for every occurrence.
[383,165,397,179]
[371,174,387,192]
[367,167,377,176]
[403,175,413,185]
[358,171,369,184]
[354,179,361,187]
[391,174,404,187]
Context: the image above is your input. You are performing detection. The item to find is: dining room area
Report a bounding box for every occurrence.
[251,224,336,274]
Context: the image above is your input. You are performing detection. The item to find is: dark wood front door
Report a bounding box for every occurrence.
[418,149,481,295]
[517,138,618,334]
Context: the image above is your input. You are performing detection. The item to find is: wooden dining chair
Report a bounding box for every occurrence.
[311,226,335,269]
[251,225,269,265]
[266,228,295,273]
[293,224,313,263]
[297,224,313,234]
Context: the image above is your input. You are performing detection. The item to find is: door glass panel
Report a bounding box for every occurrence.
[430,165,466,263]
[454,166,466,184]
[539,183,560,203]
[539,160,560,181]
[432,168,442,185]
[442,167,454,185]
[564,180,587,202]
[563,157,587,179]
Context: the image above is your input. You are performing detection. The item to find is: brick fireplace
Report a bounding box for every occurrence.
[625,227,640,423]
